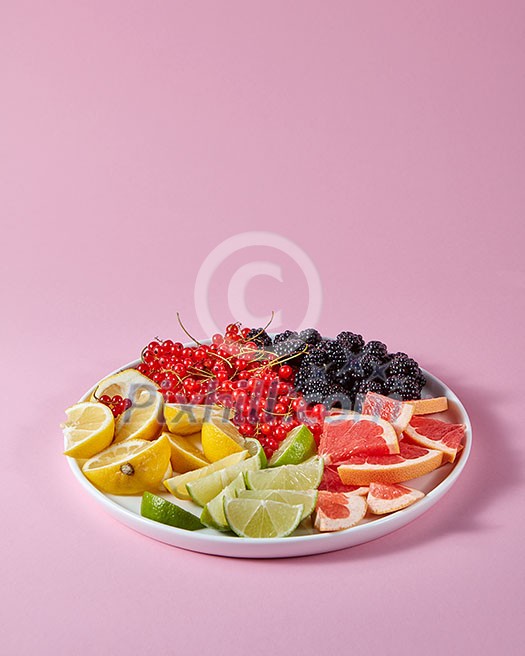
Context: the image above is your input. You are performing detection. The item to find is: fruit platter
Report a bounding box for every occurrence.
[63,322,472,558]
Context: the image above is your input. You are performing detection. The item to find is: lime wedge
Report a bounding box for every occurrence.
[164,450,248,499]
[268,425,316,467]
[200,473,246,531]
[140,492,204,530]
[244,437,268,469]
[186,452,262,506]
[244,456,324,491]
[224,498,304,538]
[238,489,318,521]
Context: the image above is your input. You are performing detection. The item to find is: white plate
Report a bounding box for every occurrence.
[66,361,472,558]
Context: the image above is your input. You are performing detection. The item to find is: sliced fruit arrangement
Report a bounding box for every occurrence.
[63,321,466,537]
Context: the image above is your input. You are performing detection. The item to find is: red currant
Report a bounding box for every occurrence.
[278,365,293,380]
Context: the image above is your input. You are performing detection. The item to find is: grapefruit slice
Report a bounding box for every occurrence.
[366,482,425,515]
[314,491,367,532]
[337,441,443,485]
[319,465,368,495]
[319,414,399,466]
[403,416,465,463]
[408,397,448,415]
[360,392,414,435]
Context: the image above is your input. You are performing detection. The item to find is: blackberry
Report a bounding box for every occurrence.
[359,353,385,377]
[415,372,427,389]
[323,340,347,369]
[246,328,272,349]
[273,330,298,345]
[323,385,353,411]
[390,351,408,361]
[336,331,365,354]
[302,348,327,367]
[400,378,422,401]
[294,362,325,391]
[333,358,357,389]
[363,340,389,361]
[358,379,386,395]
[385,375,406,397]
[273,336,307,362]
[400,357,420,377]
[387,358,408,377]
[344,356,367,381]
[388,355,421,378]
[301,379,332,404]
[299,328,322,346]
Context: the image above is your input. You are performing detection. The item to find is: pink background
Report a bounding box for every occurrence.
[2,1,524,654]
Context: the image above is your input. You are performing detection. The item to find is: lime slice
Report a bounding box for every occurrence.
[186,452,262,506]
[163,450,249,499]
[141,492,204,530]
[200,473,246,531]
[238,489,318,521]
[244,456,324,491]
[268,425,316,467]
[224,498,304,538]
[244,438,268,469]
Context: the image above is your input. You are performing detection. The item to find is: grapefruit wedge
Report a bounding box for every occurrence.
[409,397,448,415]
[319,465,368,495]
[337,441,443,486]
[366,482,425,515]
[404,416,465,463]
[319,414,399,466]
[314,491,367,532]
[361,392,414,435]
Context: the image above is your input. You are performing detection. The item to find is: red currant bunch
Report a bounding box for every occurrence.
[99,395,132,418]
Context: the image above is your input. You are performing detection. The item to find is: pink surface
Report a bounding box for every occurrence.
[2,1,524,654]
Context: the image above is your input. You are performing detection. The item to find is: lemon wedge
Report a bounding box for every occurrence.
[82,435,171,494]
[62,402,115,458]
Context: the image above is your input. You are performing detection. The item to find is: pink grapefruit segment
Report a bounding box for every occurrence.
[361,392,415,435]
[319,414,399,466]
[403,416,465,463]
[314,491,367,532]
[366,482,425,515]
[337,441,443,485]
[319,465,369,494]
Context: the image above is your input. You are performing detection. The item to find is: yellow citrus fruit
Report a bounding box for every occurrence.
[164,431,210,473]
[164,404,231,435]
[113,387,163,443]
[91,368,164,442]
[62,402,115,458]
[82,435,171,495]
[201,416,246,463]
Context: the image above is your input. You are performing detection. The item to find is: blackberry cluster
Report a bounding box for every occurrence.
[293,333,426,406]
[244,326,427,405]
